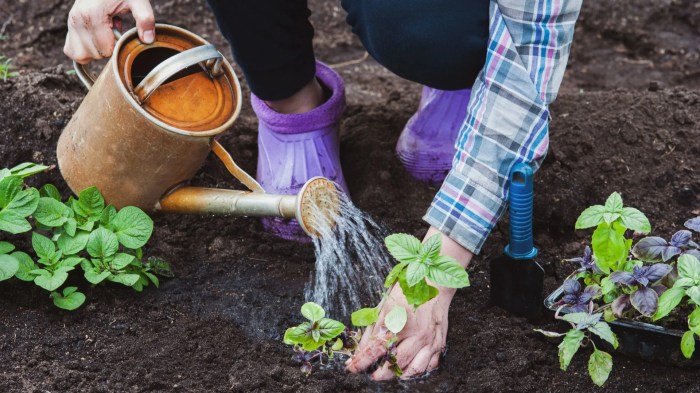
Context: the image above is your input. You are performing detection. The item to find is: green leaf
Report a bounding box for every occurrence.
[63,218,77,237]
[689,308,700,335]
[558,329,585,371]
[51,288,86,311]
[83,266,111,284]
[34,270,69,291]
[399,272,438,308]
[331,338,343,351]
[592,224,626,269]
[385,233,421,263]
[588,322,618,349]
[678,254,700,281]
[100,205,117,227]
[10,162,49,179]
[0,210,31,234]
[603,212,621,225]
[59,257,83,269]
[57,231,90,255]
[681,330,696,359]
[111,206,153,249]
[687,286,700,306]
[385,261,408,288]
[108,273,141,286]
[74,187,105,219]
[653,287,686,321]
[384,306,408,334]
[405,261,428,287]
[283,323,322,350]
[31,232,55,261]
[111,253,135,270]
[301,302,325,322]
[674,277,696,289]
[12,251,37,281]
[427,255,470,288]
[144,272,159,288]
[351,307,379,327]
[575,205,605,229]
[86,227,119,258]
[40,184,62,201]
[0,254,19,281]
[0,241,14,254]
[317,318,345,341]
[620,207,651,234]
[588,349,613,387]
[420,233,442,261]
[601,276,616,295]
[5,188,40,217]
[0,175,22,208]
[34,197,71,227]
[604,192,624,213]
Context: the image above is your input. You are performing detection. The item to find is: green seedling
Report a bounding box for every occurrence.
[0,55,19,81]
[0,163,171,310]
[287,233,470,376]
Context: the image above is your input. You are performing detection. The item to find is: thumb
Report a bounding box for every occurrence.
[128,0,155,44]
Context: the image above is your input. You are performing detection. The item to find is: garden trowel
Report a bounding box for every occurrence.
[489,163,544,320]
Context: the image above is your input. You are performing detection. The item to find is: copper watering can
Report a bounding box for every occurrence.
[57,24,339,237]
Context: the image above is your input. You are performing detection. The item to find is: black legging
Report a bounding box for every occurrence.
[206,0,490,101]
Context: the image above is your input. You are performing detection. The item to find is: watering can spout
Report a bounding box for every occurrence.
[156,177,341,237]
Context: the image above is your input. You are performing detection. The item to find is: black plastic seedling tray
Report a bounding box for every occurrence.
[545,285,700,368]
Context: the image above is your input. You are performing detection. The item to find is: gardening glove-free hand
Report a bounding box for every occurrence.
[64,0,155,63]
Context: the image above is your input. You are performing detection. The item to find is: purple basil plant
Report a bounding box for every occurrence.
[609,264,673,317]
[555,278,601,312]
[566,246,602,275]
[632,229,700,263]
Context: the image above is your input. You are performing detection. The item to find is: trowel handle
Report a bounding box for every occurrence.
[505,163,538,260]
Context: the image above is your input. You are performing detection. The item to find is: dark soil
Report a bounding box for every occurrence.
[1,1,700,392]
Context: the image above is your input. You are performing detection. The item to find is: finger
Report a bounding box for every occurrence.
[346,330,392,373]
[370,336,420,380]
[400,347,434,379]
[64,32,92,64]
[90,23,117,58]
[128,0,155,44]
[428,352,440,371]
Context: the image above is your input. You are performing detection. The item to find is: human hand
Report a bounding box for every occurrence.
[64,0,155,63]
[346,227,473,380]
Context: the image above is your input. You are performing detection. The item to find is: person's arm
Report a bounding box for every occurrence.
[348,0,582,380]
[64,0,155,64]
[424,0,582,254]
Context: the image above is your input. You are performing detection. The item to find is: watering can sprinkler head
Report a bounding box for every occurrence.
[157,176,342,238]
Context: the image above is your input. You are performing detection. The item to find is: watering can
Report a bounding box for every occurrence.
[56,24,339,237]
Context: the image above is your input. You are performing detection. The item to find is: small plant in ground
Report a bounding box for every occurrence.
[0,55,19,81]
[539,192,700,386]
[284,233,470,376]
[0,162,171,310]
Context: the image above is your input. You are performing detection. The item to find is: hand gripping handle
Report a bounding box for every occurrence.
[504,163,538,260]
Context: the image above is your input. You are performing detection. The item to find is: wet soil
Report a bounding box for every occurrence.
[1,1,700,392]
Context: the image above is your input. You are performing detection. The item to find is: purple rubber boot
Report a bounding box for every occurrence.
[396,86,472,186]
[253,61,348,241]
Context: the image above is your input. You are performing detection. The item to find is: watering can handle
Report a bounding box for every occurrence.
[211,140,265,194]
[72,28,123,89]
[132,45,224,104]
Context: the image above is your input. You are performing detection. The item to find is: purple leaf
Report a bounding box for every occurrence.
[661,246,682,262]
[584,285,602,298]
[671,230,692,248]
[684,249,700,259]
[612,294,630,316]
[685,217,700,233]
[563,279,581,294]
[641,264,673,283]
[631,286,659,316]
[632,237,668,262]
[609,271,636,286]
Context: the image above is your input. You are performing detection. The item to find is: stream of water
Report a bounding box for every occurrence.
[304,190,393,318]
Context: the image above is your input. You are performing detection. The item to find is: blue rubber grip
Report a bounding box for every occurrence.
[504,163,538,260]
